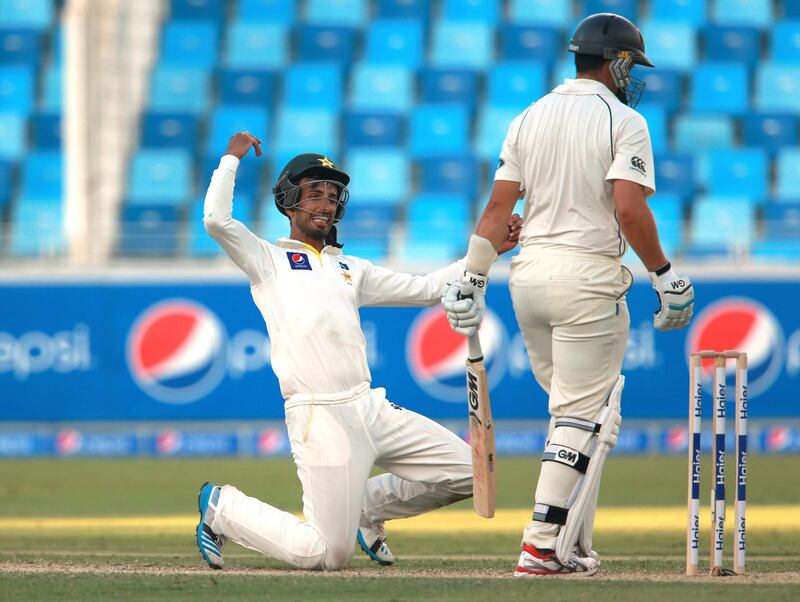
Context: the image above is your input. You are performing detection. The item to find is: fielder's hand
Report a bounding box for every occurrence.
[649,262,694,331]
[225,131,262,159]
[442,272,487,337]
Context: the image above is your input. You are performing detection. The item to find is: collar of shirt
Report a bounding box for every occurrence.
[554,78,617,98]
[275,237,343,258]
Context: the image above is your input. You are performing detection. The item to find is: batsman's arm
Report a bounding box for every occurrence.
[613,179,668,271]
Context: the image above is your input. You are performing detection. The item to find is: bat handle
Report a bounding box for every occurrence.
[467,334,483,362]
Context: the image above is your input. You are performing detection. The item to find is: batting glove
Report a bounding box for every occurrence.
[442,271,488,337]
[649,262,694,331]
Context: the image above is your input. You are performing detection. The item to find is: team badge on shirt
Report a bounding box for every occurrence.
[286,252,312,270]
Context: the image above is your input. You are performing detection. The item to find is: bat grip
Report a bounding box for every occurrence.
[467,334,483,362]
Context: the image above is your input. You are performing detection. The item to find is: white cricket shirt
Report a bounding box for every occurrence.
[495,78,656,257]
[204,155,463,403]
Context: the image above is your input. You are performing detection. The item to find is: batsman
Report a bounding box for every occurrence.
[444,13,695,576]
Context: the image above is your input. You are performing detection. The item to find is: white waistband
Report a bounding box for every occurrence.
[284,382,371,408]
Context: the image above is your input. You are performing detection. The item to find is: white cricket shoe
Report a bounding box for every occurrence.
[356,519,395,566]
[514,544,598,577]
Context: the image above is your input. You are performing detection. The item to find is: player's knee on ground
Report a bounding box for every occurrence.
[322,540,355,571]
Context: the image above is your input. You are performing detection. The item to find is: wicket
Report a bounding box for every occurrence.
[686,350,748,577]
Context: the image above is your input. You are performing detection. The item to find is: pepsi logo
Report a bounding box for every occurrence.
[256,428,285,455]
[687,297,784,398]
[406,306,507,402]
[155,428,181,455]
[765,426,790,452]
[55,429,82,455]
[665,425,689,452]
[127,300,229,404]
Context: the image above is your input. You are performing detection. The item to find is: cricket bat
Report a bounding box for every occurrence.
[466,333,496,518]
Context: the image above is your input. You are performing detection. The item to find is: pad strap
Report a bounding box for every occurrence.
[542,444,590,474]
[553,416,601,434]
[533,503,568,526]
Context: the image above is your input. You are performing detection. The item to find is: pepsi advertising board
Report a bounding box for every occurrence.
[1,279,799,421]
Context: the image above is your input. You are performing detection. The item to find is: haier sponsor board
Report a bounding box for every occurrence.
[1,280,799,421]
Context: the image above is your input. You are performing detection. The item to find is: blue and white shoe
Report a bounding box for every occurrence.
[196,482,225,570]
[357,522,395,566]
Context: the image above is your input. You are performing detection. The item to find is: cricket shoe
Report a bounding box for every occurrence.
[196,482,225,570]
[357,520,395,566]
[513,544,598,577]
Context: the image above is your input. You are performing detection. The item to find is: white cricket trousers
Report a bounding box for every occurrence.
[210,385,472,570]
[509,247,632,550]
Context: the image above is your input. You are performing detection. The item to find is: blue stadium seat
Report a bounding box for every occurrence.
[650,0,707,25]
[475,107,518,161]
[149,66,210,113]
[21,151,62,198]
[743,113,797,154]
[306,0,367,26]
[284,63,342,110]
[127,150,192,204]
[419,155,480,198]
[0,160,14,208]
[0,29,41,66]
[419,68,479,108]
[409,105,469,158]
[690,63,748,114]
[649,193,683,256]
[703,26,760,67]
[776,148,800,199]
[365,20,423,67]
[345,149,410,205]
[0,66,33,112]
[141,112,199,149]
[202,154,262,199]
[10,198,64,257]
[636,104,667,152]
[704,149,768,200]
[344,112,404,148]
[403,194,468,262]
[690,196,755,250]
[376,0,430,19]
[640,21,697,71]
[431,22,494,69]
[508,0,572,27]
[273,109,338,157]
[336,204,396,260]
[258,211,289,243]
[170,0,225,20]
[161,21,218,67]
[771,21,800,64]
[582,0,637,21]
[786,0,800,18]
[237,0,296,23]
[0,112,26,160]
[0,0,52,29]
[762,203,800,240]
[751,240,800,261]
[755,64,800,112]
[218,68,276,106]
[349,64,413,111]
[654,152,695,201]
[207,106,269,155]
[118,205,181,257]
[674,114,735,151]
[189,194,254,256]
[40,63,61,110]
[487,62,547,110]
[30,111,60,149]
[550,59,574,87]
[297,25,357,64]
[712,0,773,28]
[500,25,561,65]
[638,69,682,114]
[442,0,500,23]
[224,21,288,68]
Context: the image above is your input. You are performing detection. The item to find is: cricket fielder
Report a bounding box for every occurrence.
[195,132,521,571]
[443,13,695,576]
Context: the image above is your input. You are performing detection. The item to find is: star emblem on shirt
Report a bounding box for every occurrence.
[319,157,335,168]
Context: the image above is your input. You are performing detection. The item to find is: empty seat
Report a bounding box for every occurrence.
[419,155,480,198]
[475,107,518,161]
[763,203,800,240]
[30,111,60,149]
[743,113,797,153]
[636,104,667,152]
[703,26,760,66]
[21,151,62,198]
[550,59,574,88]
[649,193,683,256]
[118,205,181,257]
[170,0,225,20]
[785,0,800,18]
[0,0,52,29]
[0,112,26,160]
[189,194,254,256]
[409,105,469,158]
[650,0,707,25]
[419,67,479,108]
[218,68,276,106]
[712,0,773,28]
[127,150,192,204]
[0,160,14,208]
[258,211,289,243]
[207,106,269,155]
[306,0,367,26]
[776,148,800,199]
[654,152,695,200]
[365,20,423,67]
[376,0,430,19]
[583,0,637,21]
[344,112,404,148]
[40,63,61,110]
[161,21,218,67]
[689,63,748,114]
[273,109,338,156]
[690,196,755,250]
[638,69,682,114]
[224,21,288,68]
[283,63,342,110]
[345,149,409,205]
[487,62,546,110]
[674,114,735,151]
[500,24,561,65]
[0,66,33,112]
[755,63,800,112]
[149,66,210,113]
[237,0,296,23]
[10,198,64,256]
[507,0,572,27]
[640,21,697,71]
[705,149,768,200]
[202,155,263,199]
[771,21,800,64]
[349,63,413,111]
[431,22,493,69]
[0,29,41,66]
[336,204,395,257]
[141,112,199,149]
[297,25,357,64]
[441,0,500,23]
[403,194,468,261]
